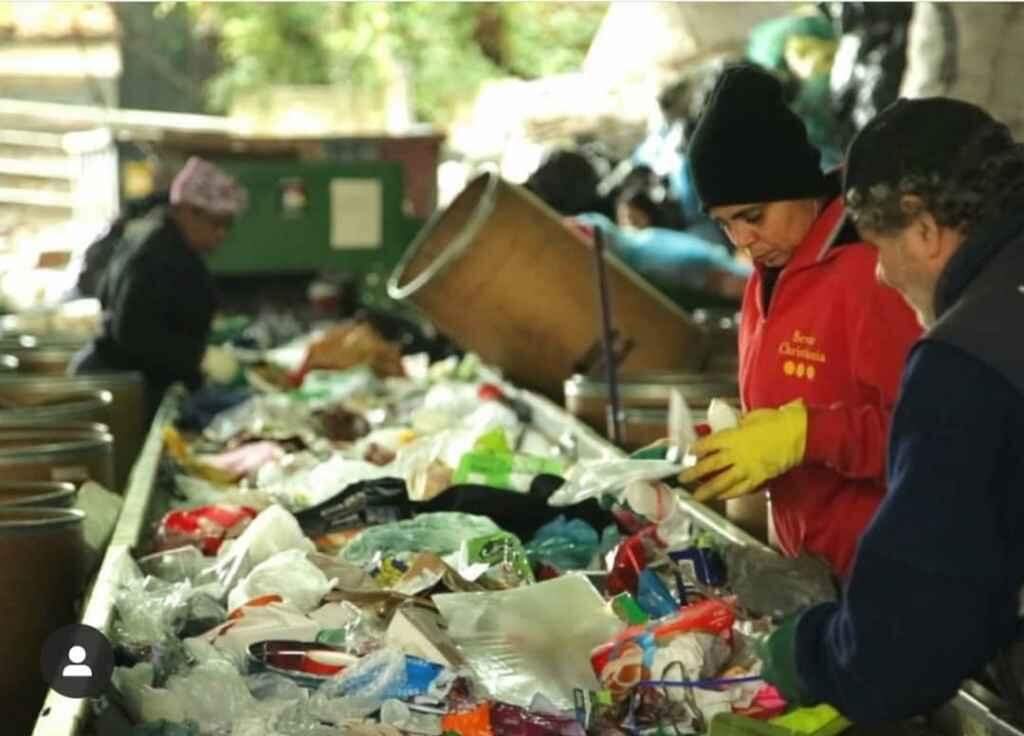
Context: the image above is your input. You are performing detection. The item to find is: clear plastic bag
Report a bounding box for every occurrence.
[432,574,625,710]
[165,660,256,734]
[340,513,502,566]
[113,576,194,648]
[205,394,318,445]
[228,549,335,614]
[308,649,409,721]
[112,662,187,723]
[547,459,682,507]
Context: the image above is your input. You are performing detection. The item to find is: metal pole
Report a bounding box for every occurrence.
[592,227,622,445]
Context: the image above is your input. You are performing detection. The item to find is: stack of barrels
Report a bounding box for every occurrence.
[0,328,145,735]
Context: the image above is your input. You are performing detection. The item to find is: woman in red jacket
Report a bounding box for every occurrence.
[679,65,922,578]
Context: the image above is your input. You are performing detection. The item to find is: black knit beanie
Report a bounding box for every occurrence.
[688,64,827,209]
[844,97,1008,198]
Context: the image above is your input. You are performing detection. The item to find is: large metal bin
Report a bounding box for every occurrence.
[0,373,146,493]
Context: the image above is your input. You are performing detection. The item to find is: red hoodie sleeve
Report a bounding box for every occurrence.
[803,275,922,482]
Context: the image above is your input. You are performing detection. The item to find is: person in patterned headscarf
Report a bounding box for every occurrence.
[70,157,248,422]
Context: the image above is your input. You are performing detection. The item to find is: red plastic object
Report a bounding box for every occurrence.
[156,504,258,555]
[249,640,358,679]
[734,684,788,719]
[590,598,736,677]
[477,382,504,402]
[606,526,664,595]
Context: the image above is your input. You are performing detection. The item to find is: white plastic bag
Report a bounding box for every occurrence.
[228,549,335,614]
[218,505,314,572]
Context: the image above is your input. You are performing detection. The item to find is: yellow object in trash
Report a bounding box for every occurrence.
[770,705,851,735]
[161,426,237,485]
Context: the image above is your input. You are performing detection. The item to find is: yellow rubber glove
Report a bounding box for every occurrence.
[679,399,807,502]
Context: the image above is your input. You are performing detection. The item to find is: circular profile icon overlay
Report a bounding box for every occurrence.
[40,624,114,698]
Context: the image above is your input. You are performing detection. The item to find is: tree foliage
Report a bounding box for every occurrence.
[187,2,608,124]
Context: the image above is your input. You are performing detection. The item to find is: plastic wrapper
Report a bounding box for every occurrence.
[173,473,274,511]
[433,574,625,710]
[636,569,679,619]
[196,443,286,483]
[165,660,256,734]
[112,662,187,724]
[138,546,213,584]
[294,477,410,537]
[455,532,535,588]
[452,449,564,494]
[379,700,443,735]
[547,460,682,507]
[724,547,837,618]
[197,597,320,665]
[590,599,736,701]
[248,640,360,688]
[309,649,440,721]
[114,576,194,648]
[205,394,318,445]
[391,428,478,500]
[298,367,380,407]
[524,516,600,572]
[491,700,586,736]
[113,659,256,734]
[300,456,398,509]
[155,504,259,556]
[340,513,502,566]
[228,549,336,614]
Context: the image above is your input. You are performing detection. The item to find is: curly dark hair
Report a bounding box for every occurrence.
[846,121,1024,235]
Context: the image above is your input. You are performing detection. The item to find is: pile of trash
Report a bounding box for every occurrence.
[104,347,843,736]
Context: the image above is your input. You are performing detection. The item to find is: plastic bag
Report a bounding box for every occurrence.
[379,700,443,735]
[213,505,315,595]
[525,516,600,571]
[547,459,682,507]
[340,513,502,566]
[112,662,187,724]
[308,649,410,720]
[138,546,213,584]
[302,456,402,510]
[433,574,625,710]
[114,576,194,648]
[724,547,837,618]
[228,549,336,614]
[205,394,318,445]
[165,660,256,734]
[590,599,736,702]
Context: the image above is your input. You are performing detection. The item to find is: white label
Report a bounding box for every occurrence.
[329,178,382,250]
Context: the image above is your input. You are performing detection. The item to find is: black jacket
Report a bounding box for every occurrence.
[793,210,1024,722]
[90,208,215,394]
